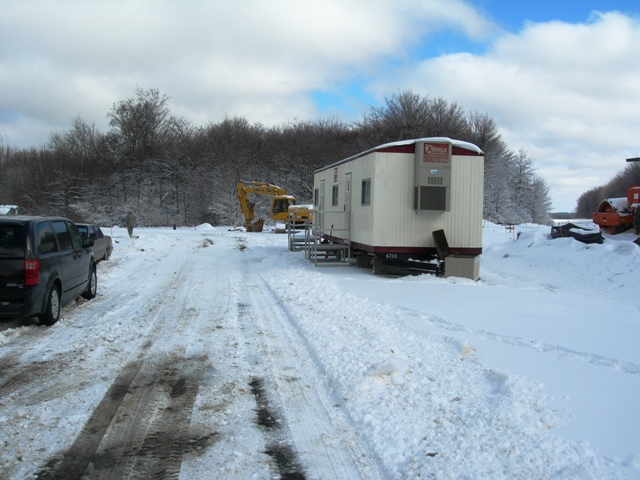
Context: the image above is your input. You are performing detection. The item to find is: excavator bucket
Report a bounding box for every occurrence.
[248,218,265,232]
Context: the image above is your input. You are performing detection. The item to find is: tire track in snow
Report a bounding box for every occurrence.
[35,235,225,479]
[37,352,217,480]
[84,353,216,480]
[404,309,640,375]
[0,235,193,392]
[0,247,196,422]
[239,270,385,479]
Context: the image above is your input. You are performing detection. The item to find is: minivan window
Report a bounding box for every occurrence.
[35,222,58,254]
[51,221,73,251]
[0,224,25,257]
[68,222,85,250]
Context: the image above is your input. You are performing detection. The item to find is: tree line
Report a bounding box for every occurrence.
[0,88,552,227]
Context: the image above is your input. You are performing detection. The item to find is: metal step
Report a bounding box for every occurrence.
[307,244,351,266]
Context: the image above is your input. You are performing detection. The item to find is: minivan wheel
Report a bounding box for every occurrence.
[40,285,61,326]
[82,266,97,300]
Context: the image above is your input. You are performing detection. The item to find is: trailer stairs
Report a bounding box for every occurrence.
[287,210,351,266]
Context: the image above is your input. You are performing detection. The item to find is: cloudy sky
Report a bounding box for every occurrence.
[1,0,639,211]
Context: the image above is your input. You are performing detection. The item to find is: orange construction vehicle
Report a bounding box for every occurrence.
[592,157,640,234]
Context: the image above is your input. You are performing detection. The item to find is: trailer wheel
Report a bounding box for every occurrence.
[372,257,389,275]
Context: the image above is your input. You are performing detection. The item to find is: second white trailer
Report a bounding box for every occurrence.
[312,137,484,279]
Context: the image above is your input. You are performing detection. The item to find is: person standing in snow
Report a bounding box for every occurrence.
[125,211,136,238]
[634,206,640,235]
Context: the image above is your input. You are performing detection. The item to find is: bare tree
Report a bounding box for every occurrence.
[508,148,536,222]
[425,97,468,139]
[528,176,552,224]
[576,186,605,218]
[107,87,173,206]
[2,85,557,225]
[466,111,502,154]
[356,91,471,146]
[355,90,432,148]
[483,149,516,223]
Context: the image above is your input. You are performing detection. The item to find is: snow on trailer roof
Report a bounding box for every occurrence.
[375,137,484,155]
[315,137,484,173]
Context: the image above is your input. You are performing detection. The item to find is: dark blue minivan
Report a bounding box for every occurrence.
[0,216,97,325]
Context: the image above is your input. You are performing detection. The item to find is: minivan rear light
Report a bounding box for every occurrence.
[25,260,40,286]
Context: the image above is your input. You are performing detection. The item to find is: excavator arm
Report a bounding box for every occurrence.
[238,181,288,197]
[237,181,256,230]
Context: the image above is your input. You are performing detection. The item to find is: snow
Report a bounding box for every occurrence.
[567,225,601,235]
[321,137,484,171]
[375,137,485,155]
[601,197,632,212]
[0,221,639,479]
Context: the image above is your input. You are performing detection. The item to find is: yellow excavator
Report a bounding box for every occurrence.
[236,181,311,232]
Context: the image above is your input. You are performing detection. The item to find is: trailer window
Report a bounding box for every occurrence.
[361,179,371,206]
[314,188,319,206]
[332,185,339,207]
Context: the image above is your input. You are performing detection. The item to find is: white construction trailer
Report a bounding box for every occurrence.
[311,137,484,279]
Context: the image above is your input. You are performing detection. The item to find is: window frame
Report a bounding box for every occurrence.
[361,178,371,206]
[51,220,73,251]
[35,221,58,254]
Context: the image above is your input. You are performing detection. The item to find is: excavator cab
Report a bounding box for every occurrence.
[271,196,295,221]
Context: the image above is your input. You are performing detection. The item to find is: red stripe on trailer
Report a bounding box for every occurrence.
[327,236,482,256]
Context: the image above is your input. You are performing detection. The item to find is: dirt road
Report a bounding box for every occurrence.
[0,230,380,479]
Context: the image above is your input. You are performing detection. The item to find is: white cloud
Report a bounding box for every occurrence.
[1,0,491,144]
[1,1,639,211]
[390,11,640,210]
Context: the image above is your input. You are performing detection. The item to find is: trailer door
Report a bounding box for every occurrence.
[344,173,352,212]
[319,179,325,231]
[344,172,352,240]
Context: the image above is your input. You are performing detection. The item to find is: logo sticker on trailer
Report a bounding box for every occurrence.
[423,143,450,163]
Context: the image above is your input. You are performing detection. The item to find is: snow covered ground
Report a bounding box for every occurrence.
[0,221,638,479]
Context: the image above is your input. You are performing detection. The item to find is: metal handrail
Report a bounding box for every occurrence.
[304,209,351,266]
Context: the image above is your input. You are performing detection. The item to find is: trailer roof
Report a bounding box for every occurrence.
[316,137,484,173]
[376,137,483,155]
